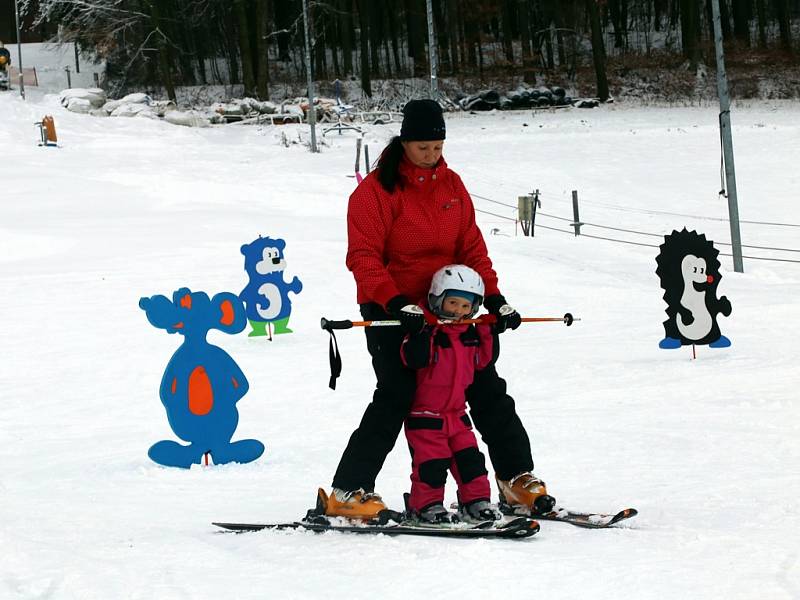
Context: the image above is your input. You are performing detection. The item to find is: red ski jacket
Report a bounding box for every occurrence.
[346,155,501,308]
[401,322,498,414]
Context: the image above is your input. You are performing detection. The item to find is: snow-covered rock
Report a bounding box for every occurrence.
[65,97,92,113]
[164,110,214,127]
[119,92,152,105]
[60,88,107,108]
[110,103,155,118]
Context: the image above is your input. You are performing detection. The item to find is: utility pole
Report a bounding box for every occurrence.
[710,0,744,273]
[425,0,438,100]
[301,0,318,153]
[14,0,24,99]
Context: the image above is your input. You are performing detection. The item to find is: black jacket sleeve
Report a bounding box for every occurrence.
[401,326,433,370]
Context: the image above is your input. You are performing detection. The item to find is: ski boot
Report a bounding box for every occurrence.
[417,504,460,525]
[497,473,556,516]
[317,487,388,521]
[458,499,503,523]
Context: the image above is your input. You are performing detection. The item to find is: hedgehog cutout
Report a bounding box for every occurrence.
[656,228,732,350]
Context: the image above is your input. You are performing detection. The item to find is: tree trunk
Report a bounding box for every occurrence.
[405,0,427,77]
[463,8,478,70]
[608,0,626,48]
[340,0,353,76]
[387,0,403,74]
[235,0,256,95]
[149,1,176,101]
[518,0,535,81]
[553,0,566,68]
[357,0,371,96]
[719,0,733,40]
[755,0,767,48]
[731,0,750,46]
[774,0,792,52]
[369,0,382,77]
[500,0,515,66]
[680,0,700,68]
[255,0,269,99]
[274,0,291,61]
[586,0,609,101]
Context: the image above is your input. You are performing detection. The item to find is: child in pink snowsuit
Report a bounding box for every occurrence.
[401,265,500,523]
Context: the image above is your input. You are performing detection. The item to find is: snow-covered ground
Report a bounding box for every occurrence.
[2,90,799,599]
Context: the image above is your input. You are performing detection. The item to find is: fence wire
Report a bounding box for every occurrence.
[470,190,800,265]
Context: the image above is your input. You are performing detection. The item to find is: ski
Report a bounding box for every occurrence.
[213,514,539,539]
[536,507,638,529]
[532,507,638,529]
[467,501,638,529]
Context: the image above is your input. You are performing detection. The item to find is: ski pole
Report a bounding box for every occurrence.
[321,313,578,330]
[321,313,578,390]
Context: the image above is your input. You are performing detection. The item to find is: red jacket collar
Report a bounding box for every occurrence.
[398,155,448,188]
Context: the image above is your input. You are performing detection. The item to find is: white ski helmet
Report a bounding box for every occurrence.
[428,264,485,319]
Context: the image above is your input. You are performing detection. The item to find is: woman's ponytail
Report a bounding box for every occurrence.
[376,136,405,194]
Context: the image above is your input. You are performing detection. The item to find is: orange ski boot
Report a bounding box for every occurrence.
[317,487,387,521]
[497,473,556,515]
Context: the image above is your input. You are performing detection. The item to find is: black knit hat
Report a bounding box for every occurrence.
[400,99,446,141]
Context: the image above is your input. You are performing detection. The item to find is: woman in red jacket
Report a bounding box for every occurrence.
[320,100,553,520]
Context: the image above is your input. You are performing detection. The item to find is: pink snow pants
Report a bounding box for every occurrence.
[404,410,490,512]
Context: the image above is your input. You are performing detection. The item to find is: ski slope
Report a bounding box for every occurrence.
[1,90,799,600]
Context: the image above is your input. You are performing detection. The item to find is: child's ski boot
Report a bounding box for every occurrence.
[497,473,556,516]
[417,504,460,525]
[458,499,503,523]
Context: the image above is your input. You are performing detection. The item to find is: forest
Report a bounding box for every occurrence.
[26,0,800,102]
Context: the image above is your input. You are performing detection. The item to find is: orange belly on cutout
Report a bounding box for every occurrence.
[188,366,214,415]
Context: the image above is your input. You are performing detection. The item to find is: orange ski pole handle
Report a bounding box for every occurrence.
[320,313,578,330]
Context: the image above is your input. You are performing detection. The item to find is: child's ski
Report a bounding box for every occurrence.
[213,514,539,539]
[533,507,637,529]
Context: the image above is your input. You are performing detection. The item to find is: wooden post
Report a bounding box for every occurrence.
[571,190,583,236]
[65,66,72,88]
[531,189,540,237]
[518,195,532,236]
[364,144,371,173]
[355,137,362,177]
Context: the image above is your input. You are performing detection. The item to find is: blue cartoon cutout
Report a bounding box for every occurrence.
[656,229,732,349]
[140,288,265,468]
[240,236,303,337]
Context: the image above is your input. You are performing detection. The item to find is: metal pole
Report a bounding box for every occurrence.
[710,0,744,273]
[425,0,438,100]
[301,0,318,153]
[14,0,24,99]
[531,189,540,237]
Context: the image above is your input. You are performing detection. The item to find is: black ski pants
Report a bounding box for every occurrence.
[332,303,534,492]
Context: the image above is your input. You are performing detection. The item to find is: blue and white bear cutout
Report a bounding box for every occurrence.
[240,236,303,337]
[655,228,732,350]
[139,288,265,468]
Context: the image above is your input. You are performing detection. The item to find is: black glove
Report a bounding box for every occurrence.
[386,295,425,335]
[484,294,522,333]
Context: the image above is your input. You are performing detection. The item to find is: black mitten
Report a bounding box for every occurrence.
[387,295,425,335]
[484,294,522,333]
